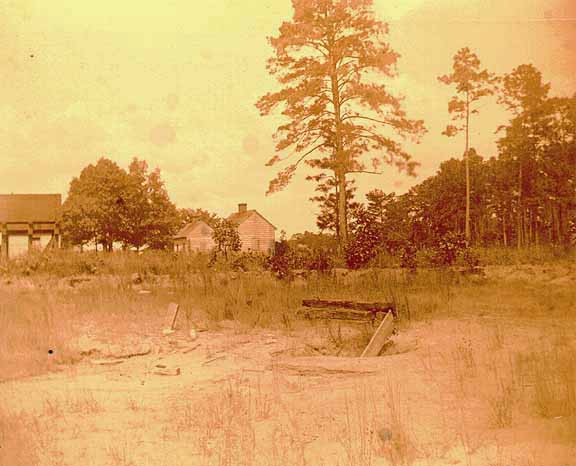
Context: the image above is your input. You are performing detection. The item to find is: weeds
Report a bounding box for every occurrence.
[487,375,515,428]
[0,410,40,466]
[339,385,376,466]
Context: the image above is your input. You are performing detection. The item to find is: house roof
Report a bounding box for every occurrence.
[227,209,277,230]
[0,194,62,223]
[173,220,213,239]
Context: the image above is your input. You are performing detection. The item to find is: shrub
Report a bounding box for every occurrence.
[430,232,466,267]
[306,248,334,274]
[399,244,417,271]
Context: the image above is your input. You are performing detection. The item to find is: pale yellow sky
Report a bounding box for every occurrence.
[1,0,574,234]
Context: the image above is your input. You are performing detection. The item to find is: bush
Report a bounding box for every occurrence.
[399,244,418,271]
[306,248,334,274]
[264,239,334,279]
[429,232,466,267]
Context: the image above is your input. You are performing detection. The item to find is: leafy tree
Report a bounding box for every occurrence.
[256,0,425,248]
[61,192,99,250]
[62,158,131,251]
[345,205,385,268]
[211,218,242,260]
[178,208,219,228]
[438,47,496,243]
[121,158,152,250]
[62,157,178,251]
[143,167,179,249]
[288,231,338,254]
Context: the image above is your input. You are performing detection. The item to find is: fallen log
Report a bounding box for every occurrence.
[302,299,395,316]
[296,307,390,322]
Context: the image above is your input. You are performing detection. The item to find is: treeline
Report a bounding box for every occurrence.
[310,64,575,265]
[62,158,193,251]
[61,157,245,256]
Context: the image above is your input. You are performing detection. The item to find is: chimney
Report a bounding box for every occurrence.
[238,203,247,213]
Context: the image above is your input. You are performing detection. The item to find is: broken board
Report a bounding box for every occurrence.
[167,303,180,330]
[361,312,395,357]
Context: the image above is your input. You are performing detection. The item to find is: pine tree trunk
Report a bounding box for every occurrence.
[464,92,471,245]
[329,46,347,249]
[337,171,348,248]
[502,214,508,247]
[517,163,523,249]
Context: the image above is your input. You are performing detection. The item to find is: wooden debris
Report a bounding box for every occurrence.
[302,299,395,315]
[297,307,388,322]
[113,346,152,359]
[181,343,201,354]
[91,359,124,366]
[202,355,225,366]
[299,299,395,322]
[154,367,181,376]
[361,312,395,357]
[167,302,180,330]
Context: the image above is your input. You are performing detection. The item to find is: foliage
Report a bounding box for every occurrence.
[345,206,385,269]
[265,240,298,280]
[496,65,575,247]
[210,218,242,262]
[62,157,178,251]
[438,47,497,242]
[123,158,180,250]
[288,231,339,254]
[308,173,360,238]
[178,208,219,229]
[62,158,130,251]
[306,248,334,274]
[429,232,467,267]
[256,0,425,245]
[265,235,334,279]
[399,244,417,271]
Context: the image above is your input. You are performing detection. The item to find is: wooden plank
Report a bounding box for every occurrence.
[361,312,395,357]
[302,299,395,314]
[168,303,180,330]
[296,307,390,322]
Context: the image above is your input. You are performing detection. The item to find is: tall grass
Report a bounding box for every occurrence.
[0,406,41,466]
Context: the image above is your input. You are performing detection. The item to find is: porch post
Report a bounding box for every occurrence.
[28,223,34,251]
[53,223,61,249]
[1,223,8,260]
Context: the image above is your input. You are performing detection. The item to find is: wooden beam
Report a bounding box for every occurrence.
[28,223,34,250]
[302,299,395,314]
[1,223,8,260]
[168,303,180,330]
[296,307,391,322]
[361,312,395,357]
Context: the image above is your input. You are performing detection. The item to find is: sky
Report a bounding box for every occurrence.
[1,0,575,235]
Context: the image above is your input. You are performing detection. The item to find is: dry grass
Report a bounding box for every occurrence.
[378,381,416,466]
[0,409,40,466]
[1,251,575,465]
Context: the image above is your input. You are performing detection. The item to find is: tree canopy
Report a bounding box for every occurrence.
[257,0,425,246]
[62,157,178,251]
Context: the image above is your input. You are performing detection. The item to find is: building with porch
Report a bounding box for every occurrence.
[0,194,62,259]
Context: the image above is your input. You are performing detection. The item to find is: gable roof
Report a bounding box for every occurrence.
[227,209,277,230]
[174,220,213,239]
[0,194,62,223]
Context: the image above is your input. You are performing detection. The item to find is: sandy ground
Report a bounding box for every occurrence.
[1,265,576,465]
